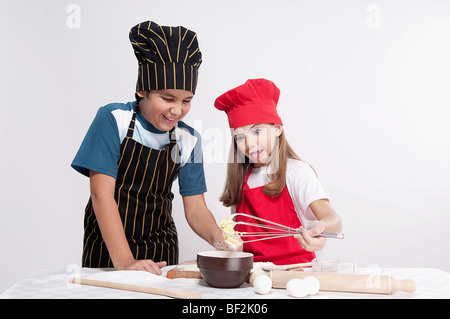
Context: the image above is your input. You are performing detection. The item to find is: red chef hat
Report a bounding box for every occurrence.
[214,78,283,129]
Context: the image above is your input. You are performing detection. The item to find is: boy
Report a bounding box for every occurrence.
[72,20,226,274]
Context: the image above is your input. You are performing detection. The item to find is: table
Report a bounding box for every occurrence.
[1,266,449,299]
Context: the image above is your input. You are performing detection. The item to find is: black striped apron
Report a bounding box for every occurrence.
[82,108,181,267]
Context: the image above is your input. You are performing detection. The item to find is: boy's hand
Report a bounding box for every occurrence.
[116,259,167,275]
[213,231,243,252]
[294,221,327,252]
[213,239,243,252]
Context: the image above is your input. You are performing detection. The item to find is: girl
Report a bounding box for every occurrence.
[72,21,227,274]
[214,78,342,264]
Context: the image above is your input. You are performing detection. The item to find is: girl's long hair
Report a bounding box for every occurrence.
[219,129,314,207]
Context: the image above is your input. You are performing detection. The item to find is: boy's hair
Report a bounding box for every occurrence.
[219,130,316,207]
[135,92,143,104]
[135,91,151,105]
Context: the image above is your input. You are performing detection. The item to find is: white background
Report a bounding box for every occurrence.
[1,0,449,293]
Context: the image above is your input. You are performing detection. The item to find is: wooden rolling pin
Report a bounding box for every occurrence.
[68,277,203,299]
[249,271,416,295]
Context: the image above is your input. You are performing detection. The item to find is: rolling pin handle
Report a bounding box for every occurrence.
[392,278,416,294]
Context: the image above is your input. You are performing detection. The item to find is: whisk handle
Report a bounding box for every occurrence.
[296,229,344,239]
[317,232,344,239]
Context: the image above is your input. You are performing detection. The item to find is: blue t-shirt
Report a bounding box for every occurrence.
[71,101,207,196]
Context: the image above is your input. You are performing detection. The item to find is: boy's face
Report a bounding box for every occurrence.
[233,123,283,167]
[137,89,194,131]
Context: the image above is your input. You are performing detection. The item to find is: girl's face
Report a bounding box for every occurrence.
[233,123,283,167]
[137,89,194,131]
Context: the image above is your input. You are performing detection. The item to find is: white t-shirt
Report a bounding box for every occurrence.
[239,158,329,227]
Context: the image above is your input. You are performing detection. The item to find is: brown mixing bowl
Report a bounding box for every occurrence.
[197,251,254,288]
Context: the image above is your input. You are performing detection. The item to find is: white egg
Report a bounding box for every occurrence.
[286,278,309,298]
[303,276,320,295]
[253,275,272,295]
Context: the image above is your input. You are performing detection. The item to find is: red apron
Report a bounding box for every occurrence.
[235,167,316,265]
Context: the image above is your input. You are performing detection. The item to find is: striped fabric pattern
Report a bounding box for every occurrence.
[82,110,181,267]
[129,20,202,93]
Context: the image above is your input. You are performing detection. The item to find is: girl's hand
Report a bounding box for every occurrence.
[294,221,327,252]
[115,259,167,275]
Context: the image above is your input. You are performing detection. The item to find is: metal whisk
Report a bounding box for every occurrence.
[222,213,344,244]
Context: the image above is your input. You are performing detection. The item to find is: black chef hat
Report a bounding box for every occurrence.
[129,20,202,94]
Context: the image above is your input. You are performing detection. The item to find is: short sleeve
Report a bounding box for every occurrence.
[286,160,329,224]
[177,130,207,196]
[71,107,121,178]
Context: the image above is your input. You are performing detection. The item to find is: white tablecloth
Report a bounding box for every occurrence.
[1,266,449,299]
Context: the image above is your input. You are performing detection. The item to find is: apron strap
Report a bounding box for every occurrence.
[126,109,138,138]
[169,127,177,144]
[243,166,252,184]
